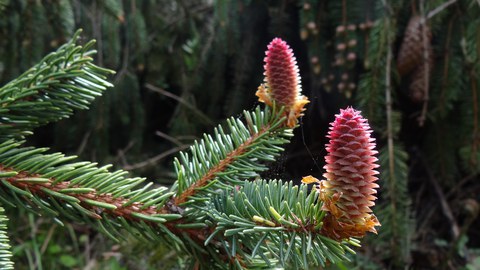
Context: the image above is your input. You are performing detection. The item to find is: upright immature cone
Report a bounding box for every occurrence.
[256,38,309,128]
[303,107,380,240]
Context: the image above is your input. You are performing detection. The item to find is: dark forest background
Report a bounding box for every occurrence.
[1,0,479,269]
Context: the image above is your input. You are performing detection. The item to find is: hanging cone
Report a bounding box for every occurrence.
[397,16,432,76]
[409,45,433,103]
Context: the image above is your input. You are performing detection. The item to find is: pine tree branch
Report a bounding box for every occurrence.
[0,139,356,269]
[0,140,232,260]
[0,164,166,221]
[418,1,430,126]
[0,140,180,243]
[0,103,296,267]
[204,179,358,269]
[173,123,272,205]
[170,106,292,207]
[0,29,114,140]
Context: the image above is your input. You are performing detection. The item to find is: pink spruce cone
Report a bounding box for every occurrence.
[256,38,309,128]
[303,107,380,240]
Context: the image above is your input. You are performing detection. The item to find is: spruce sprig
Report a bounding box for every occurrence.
[0,29,114,140]
[172,105,292,206]
[207,179,357,269]
[0,140,177,243]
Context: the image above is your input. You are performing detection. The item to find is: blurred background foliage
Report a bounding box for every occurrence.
[0,0,479,269]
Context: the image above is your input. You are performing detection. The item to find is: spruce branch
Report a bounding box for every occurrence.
[0,135,361,269]
[0,140,179,244]
[205,179,358,269]
[0,33,383,269]
[171,105,292,206]
[0,29,114,140]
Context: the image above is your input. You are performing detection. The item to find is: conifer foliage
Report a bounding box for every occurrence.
[0,32,380,268]
[2,0,480,269]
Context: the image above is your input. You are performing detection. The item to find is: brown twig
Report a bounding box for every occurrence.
[419,156,460,239]
[155,130,184,147]
[40,223,57,254]
[384,12,398,239]
[145,83,214,125]
[446,173,478,199]
[76,130,92,156]
[427,0,457,20]
[122,145,188,170]
[115,140,136,166]
[438,15,455,116]
[418,2,430,127]
[470,74,479,167]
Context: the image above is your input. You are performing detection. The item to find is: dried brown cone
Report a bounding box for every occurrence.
[409,46,433,103]
[397,16,432,76]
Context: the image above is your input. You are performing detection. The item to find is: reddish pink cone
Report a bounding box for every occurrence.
[323,107,379,220]
[264,38,300,107]
[314,107,381,240]
[256,38,309,127]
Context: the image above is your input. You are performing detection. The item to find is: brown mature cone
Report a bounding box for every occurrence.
[409,46,433,103]
[397,16,432,76]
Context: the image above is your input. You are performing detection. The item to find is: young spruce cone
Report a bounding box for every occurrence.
[303,107,380,240]
[256,38,309,128]
[397,16,432,76]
